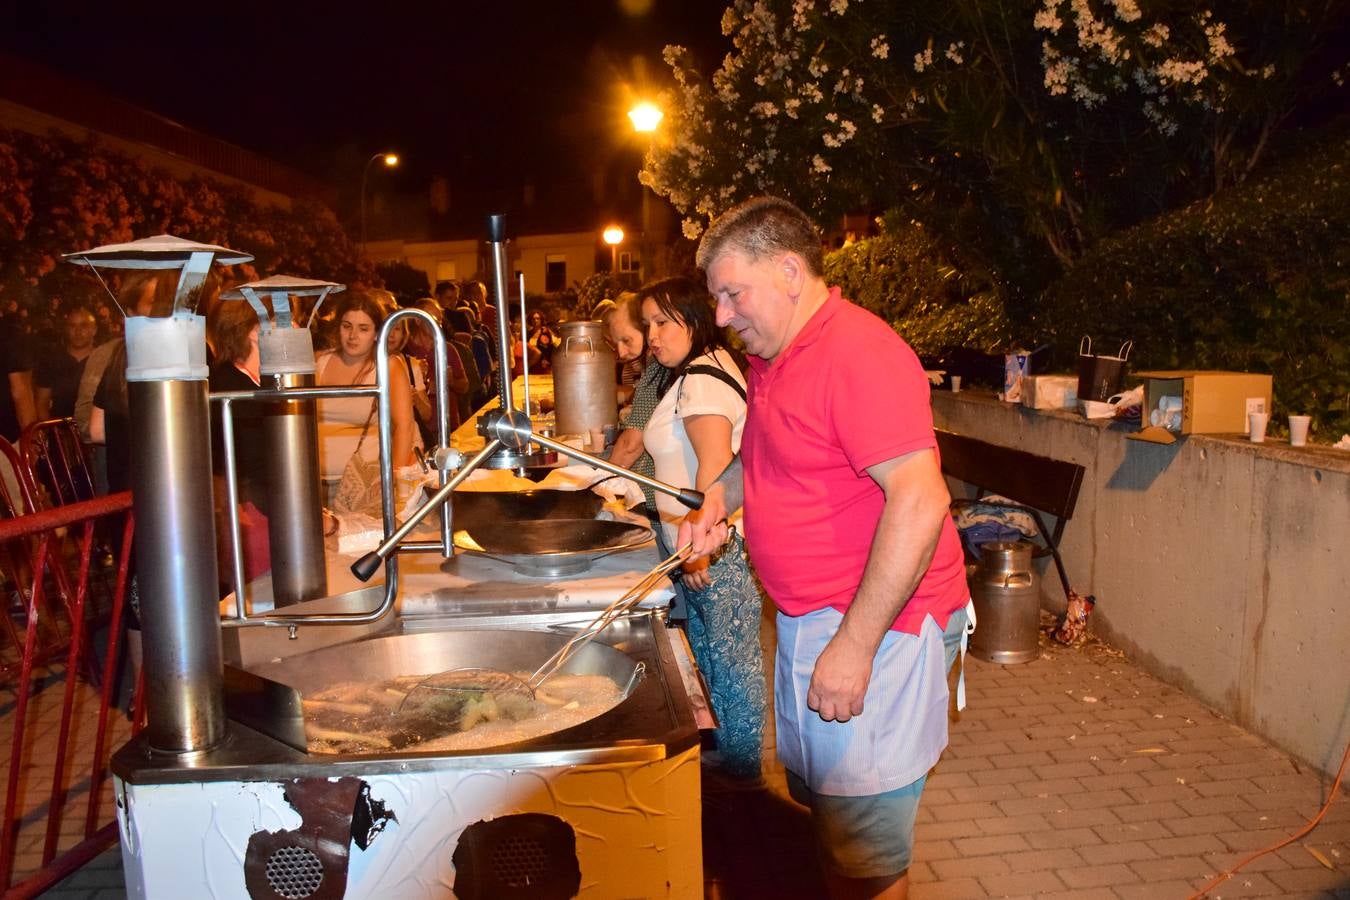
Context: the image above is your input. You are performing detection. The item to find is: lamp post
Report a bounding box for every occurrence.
[628,102,662,280]
[603,225,624,274]
[359,151,399,252]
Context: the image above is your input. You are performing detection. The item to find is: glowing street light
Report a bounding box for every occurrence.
[628,102,663,133]
[603,225,625,272]
[627,103,663,281]
[360,151,400,250]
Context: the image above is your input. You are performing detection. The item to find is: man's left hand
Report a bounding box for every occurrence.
[681,556,712,591]
[807,631,874,722]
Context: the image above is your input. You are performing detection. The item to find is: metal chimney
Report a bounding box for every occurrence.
[65,235,252,754]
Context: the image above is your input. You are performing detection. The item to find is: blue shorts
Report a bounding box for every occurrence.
[786,768,926,879]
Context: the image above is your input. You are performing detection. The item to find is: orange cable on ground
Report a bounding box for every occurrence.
[1186,735,1350,899]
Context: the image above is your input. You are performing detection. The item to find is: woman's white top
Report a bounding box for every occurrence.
[642,348,747,545]
[315,351,377,482]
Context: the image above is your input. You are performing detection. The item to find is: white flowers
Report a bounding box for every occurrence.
[914,47,934,73]
[792,0,815,30]
[812,154,833,174]
[1154,58,1208,87]
[1035,0,1245,134]
[1109,0,1140,23]
[751,101,781,118]
[828,0,848,14]
[821,119,857,148]
[682,218,704,240]
[871,35,890,59]
[1203,21,1234,61]
[945,41,965,64]
[1034,5,1064,34]
[872,103,886,123]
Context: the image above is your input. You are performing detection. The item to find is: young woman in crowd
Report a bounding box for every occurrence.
[527,310,557,373]
[639,275,765,785]
[314,292,414,507]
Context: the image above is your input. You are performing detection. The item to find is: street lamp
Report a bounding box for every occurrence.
[627,102,662,280]
[603,225,624,273]
[628,101,663,133]
[360,151,400,251]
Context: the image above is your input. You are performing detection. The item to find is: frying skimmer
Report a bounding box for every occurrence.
[400,544,690,709]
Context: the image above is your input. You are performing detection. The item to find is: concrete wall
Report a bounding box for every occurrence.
[933,391,1350,778]
[512,232,599,293]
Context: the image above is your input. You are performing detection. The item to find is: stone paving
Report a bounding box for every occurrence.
[702,610,1350,900]
[20,609,1350,898]
[0,663,133,900]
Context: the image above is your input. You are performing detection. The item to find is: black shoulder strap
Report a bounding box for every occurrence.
[683,364,747,402]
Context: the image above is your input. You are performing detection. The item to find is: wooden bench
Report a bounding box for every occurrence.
[934,429,1085,600]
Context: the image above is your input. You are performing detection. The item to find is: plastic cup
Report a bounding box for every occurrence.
[1288,415,1311,447]
[1248,412,1269,443]
[951,375,962,393]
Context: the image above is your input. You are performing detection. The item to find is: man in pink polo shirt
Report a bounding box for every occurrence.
[681,196,974,900]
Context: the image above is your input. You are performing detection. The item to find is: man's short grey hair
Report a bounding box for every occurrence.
[696,195,825,276]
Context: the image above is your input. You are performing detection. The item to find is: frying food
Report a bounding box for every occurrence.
[301,672,623,754]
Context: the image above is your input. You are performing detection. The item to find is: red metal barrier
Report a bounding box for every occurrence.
[0,492,143,899]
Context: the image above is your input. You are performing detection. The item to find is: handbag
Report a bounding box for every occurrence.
[331,360,384,516]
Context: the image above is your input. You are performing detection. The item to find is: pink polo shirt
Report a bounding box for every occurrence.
[741,288,968,635]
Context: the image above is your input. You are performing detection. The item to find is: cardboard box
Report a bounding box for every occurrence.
[1020,375,1079,410]
[1128,370,1272,444]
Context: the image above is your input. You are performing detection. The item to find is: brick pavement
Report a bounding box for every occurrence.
[0,663,133,899]
[26,610,1350,898]
[704,610,1349,900]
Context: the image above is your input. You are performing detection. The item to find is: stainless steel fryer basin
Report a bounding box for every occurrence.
[227,628,644,754]
[256,628,639,694]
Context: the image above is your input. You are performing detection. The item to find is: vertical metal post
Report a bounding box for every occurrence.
[129,379,225,753]
[519,272,530,416]
[265,373,326,607]
[486,214,514,413]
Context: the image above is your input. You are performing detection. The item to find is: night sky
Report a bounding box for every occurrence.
[2,0,730,195]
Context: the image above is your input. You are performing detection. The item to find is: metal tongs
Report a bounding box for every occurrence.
[401,544,690,707]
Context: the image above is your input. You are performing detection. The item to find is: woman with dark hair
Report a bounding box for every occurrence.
[208,301,267,505]
[601,292,665,514]
[207,301,270,582]
[314,291,415,506]
[639,275,765,785]
[445,306,484,425]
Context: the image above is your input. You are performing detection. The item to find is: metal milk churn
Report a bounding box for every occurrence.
[969,541,1040,664]
[553,320,618,438]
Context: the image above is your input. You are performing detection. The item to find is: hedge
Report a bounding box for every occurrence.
[1036,124,1350,437]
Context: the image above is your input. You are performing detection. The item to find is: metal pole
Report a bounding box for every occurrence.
[129,379,225,753]
[486,214,514,413]
[265,373,326,607]
[519,272,530,416]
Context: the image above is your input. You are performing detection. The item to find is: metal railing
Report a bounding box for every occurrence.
[0,492,144,899]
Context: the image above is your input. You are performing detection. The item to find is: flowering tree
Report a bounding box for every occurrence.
[644,0,1346,277]
[0,128,376,315]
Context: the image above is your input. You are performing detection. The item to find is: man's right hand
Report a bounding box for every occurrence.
[677,481,729,560]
